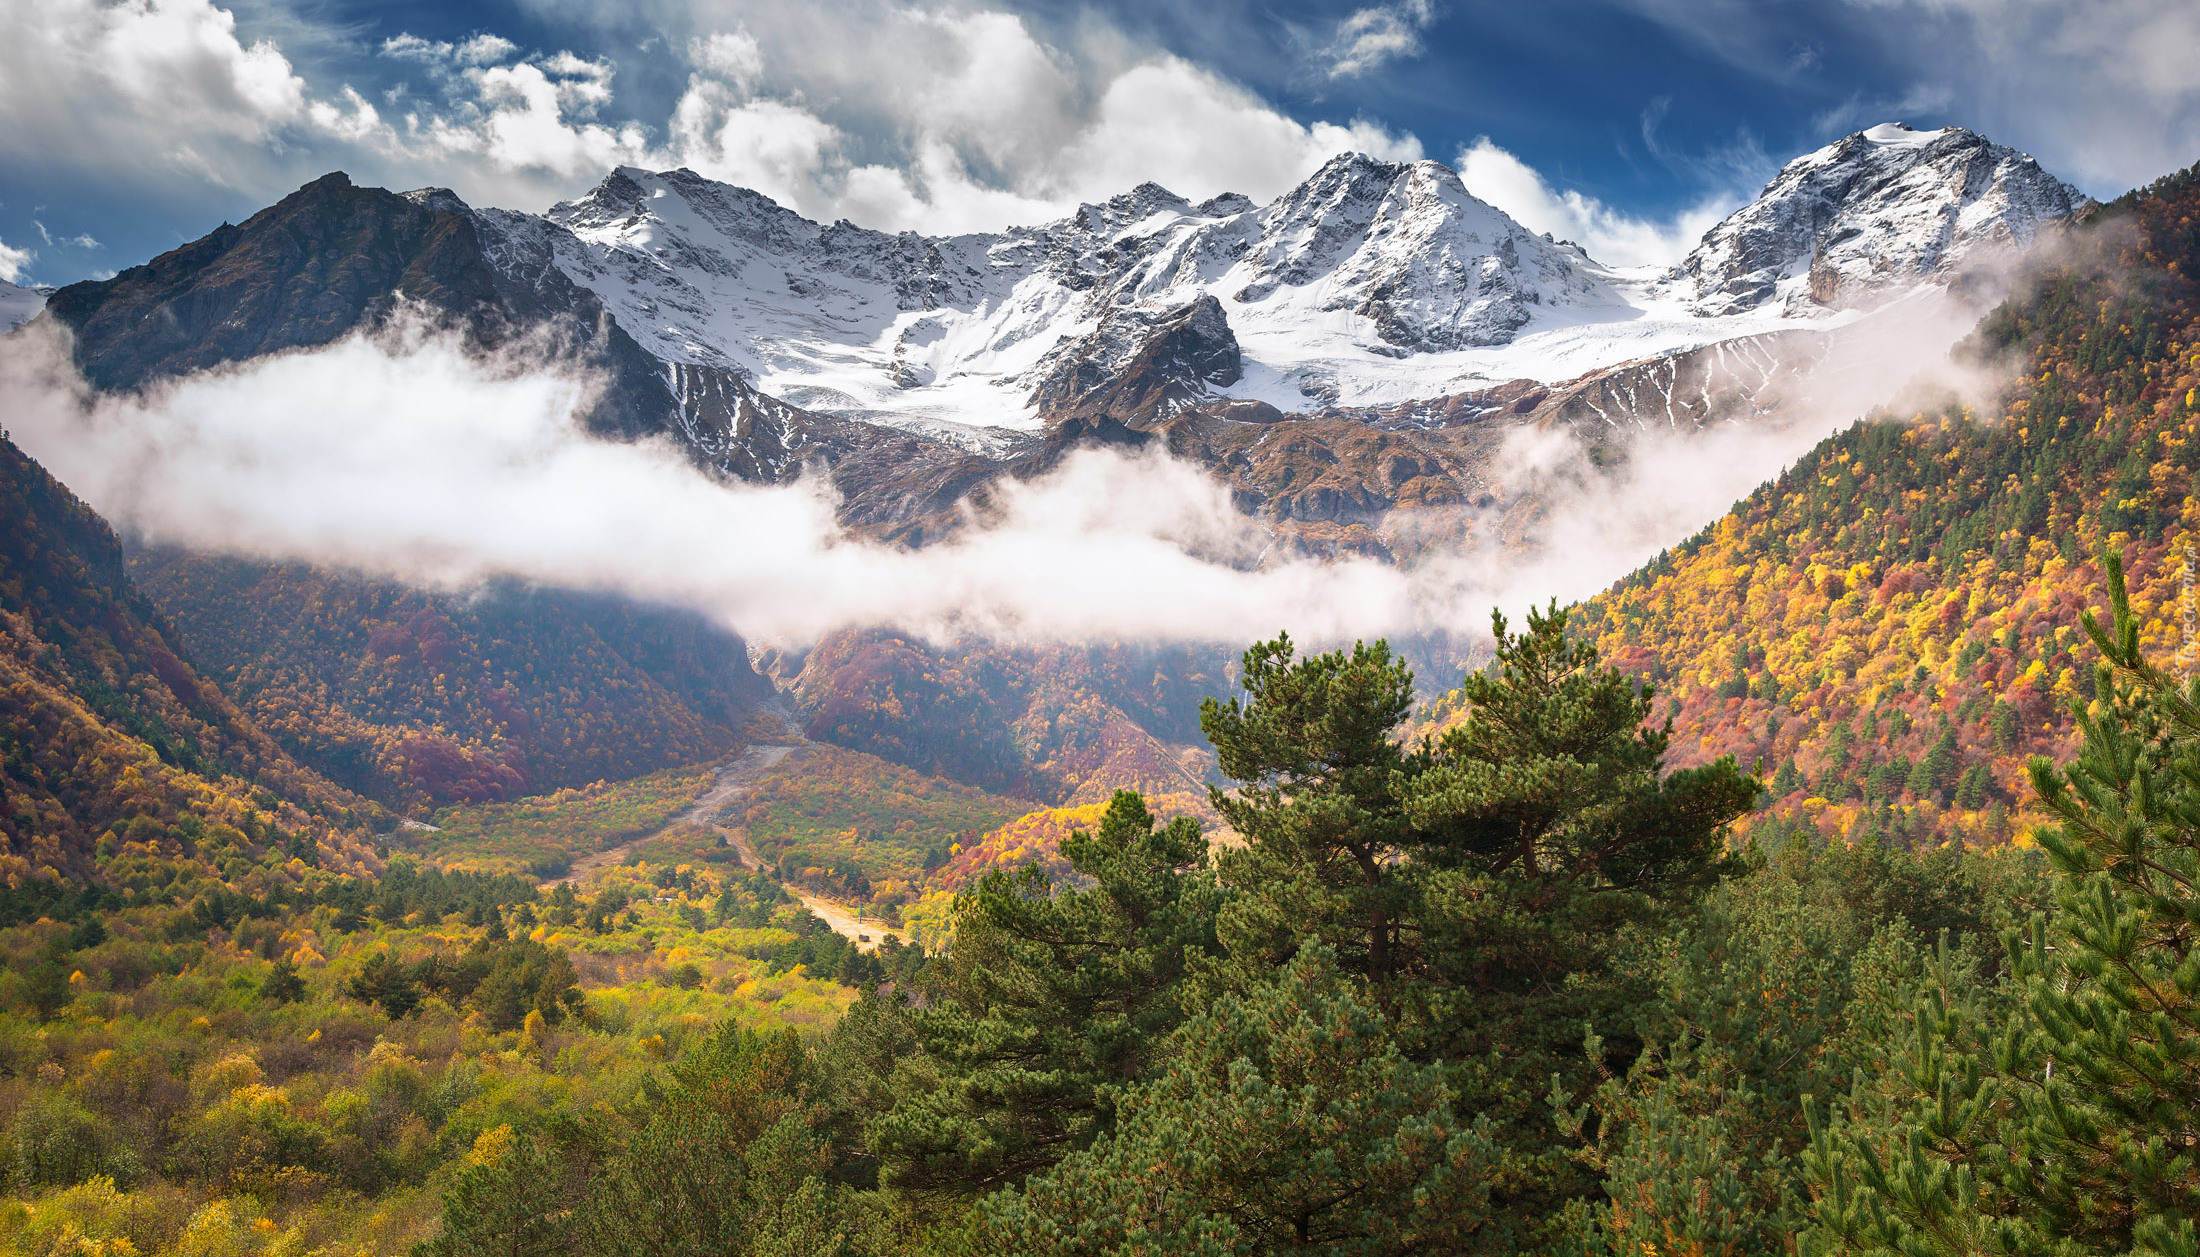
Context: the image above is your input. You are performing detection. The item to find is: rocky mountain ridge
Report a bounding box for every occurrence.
[21,124,2089,550]
[1667,123,2088,316]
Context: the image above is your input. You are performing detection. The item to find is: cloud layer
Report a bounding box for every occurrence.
[0,278,1998,653]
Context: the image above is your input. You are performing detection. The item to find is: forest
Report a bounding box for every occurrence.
[8,592,2198,1256]
[5,136,2200,1257]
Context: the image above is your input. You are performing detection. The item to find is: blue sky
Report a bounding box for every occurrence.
[3,0,2195,287]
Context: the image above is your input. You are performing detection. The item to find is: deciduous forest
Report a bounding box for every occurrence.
[6,145,2200,1257]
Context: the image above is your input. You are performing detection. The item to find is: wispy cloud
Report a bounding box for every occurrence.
[1321,0,1438,78]
[0,235,31,284]
[31,221,99,250]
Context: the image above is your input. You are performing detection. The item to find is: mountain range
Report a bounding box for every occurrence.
[24,122,2085,549]
[0,120,2114,825]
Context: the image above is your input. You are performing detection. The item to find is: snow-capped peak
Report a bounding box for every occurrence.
[510,151,1631,428]
[1668,122,2089,316]
[0,280,49,333]
[428,126,2086,432]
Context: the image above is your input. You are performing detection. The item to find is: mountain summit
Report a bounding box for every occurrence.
[27,124,2093,544]
[1667,122,2089,315]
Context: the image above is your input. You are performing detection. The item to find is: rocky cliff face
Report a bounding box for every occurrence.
[30,126,2089,551]
[38,174,674,439]
[1667,123,2089,316]
[1027,294,1242,420]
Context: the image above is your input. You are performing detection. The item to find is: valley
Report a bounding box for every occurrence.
[3,68,2197,1257]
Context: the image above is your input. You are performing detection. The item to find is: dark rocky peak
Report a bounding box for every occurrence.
[1029,294,1242,423]
[44,170,680,442]
[45,170,504,391]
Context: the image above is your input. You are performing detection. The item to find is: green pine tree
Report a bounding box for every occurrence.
[976,947,1512,1256]
[1198,634,1418,981]
[1804,553,2200,1257]
[1772,758,1804,797]
[414,1127,576,1257]
[872,790,1221,1198]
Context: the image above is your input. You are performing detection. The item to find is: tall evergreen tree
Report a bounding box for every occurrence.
[1199,635,1418,981]
[872,790,1221,1198]
[976,948,1513,1256]
[1804,555,2200,1257]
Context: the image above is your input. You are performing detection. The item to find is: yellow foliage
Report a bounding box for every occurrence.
[468,1124,516,1170]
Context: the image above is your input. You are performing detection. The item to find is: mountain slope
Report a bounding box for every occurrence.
[126,551,776,815]
[0,436,382,890]
[1562,159,2200,849]
[1669,123,2088,316]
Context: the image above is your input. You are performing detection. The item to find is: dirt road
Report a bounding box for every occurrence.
[544,744,796,888]
[696,752,906,952]
[544,741,902,952]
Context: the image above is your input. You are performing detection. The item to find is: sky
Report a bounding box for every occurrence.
[1,0,2195,289]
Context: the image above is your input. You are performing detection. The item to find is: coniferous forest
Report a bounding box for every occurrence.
[6,76,2200,1257]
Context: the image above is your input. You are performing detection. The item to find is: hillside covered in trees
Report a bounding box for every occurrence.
[1564,160,2200,851]
[128,552,774,814]
[0,435,386,896]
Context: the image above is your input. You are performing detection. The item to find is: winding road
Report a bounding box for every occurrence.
[546,741,905,952]
[543,744,795,888]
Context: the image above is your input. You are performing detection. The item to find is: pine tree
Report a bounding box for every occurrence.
[976,948,1512,1256]
[414,1127,576,1257]
[872,790,1221,1198]
[1804,554,2200,1257]
[578,1025,850,1257]
[1954,763,1992,809]
[1198,634,1417,981]
[1772,758,1804,797]
[259,957,306,1004]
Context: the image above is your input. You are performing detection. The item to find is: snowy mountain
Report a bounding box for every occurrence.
[1667,123,2088,316]
[480,127,2080,431]
[35,123,2089,541]
[0,281,47,332]
[511,154,1627,430]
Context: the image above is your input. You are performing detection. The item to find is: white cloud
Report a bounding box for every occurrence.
[1054,59,1424,207]
[0,321,1440,645]
[654,15,1422,234]
[1455,137,1736,268]
[0,0,1434,241]
[0,236,32,283]
[0,290,2002,650]
[1323,0,1437,78]
[0,0,308,189]
[690,30,763,93]
[1841,0,2200,192]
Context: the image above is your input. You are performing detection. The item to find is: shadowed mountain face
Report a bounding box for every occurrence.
[125,550,777,814]
[41,172,673,440]
[0,435,381,880]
